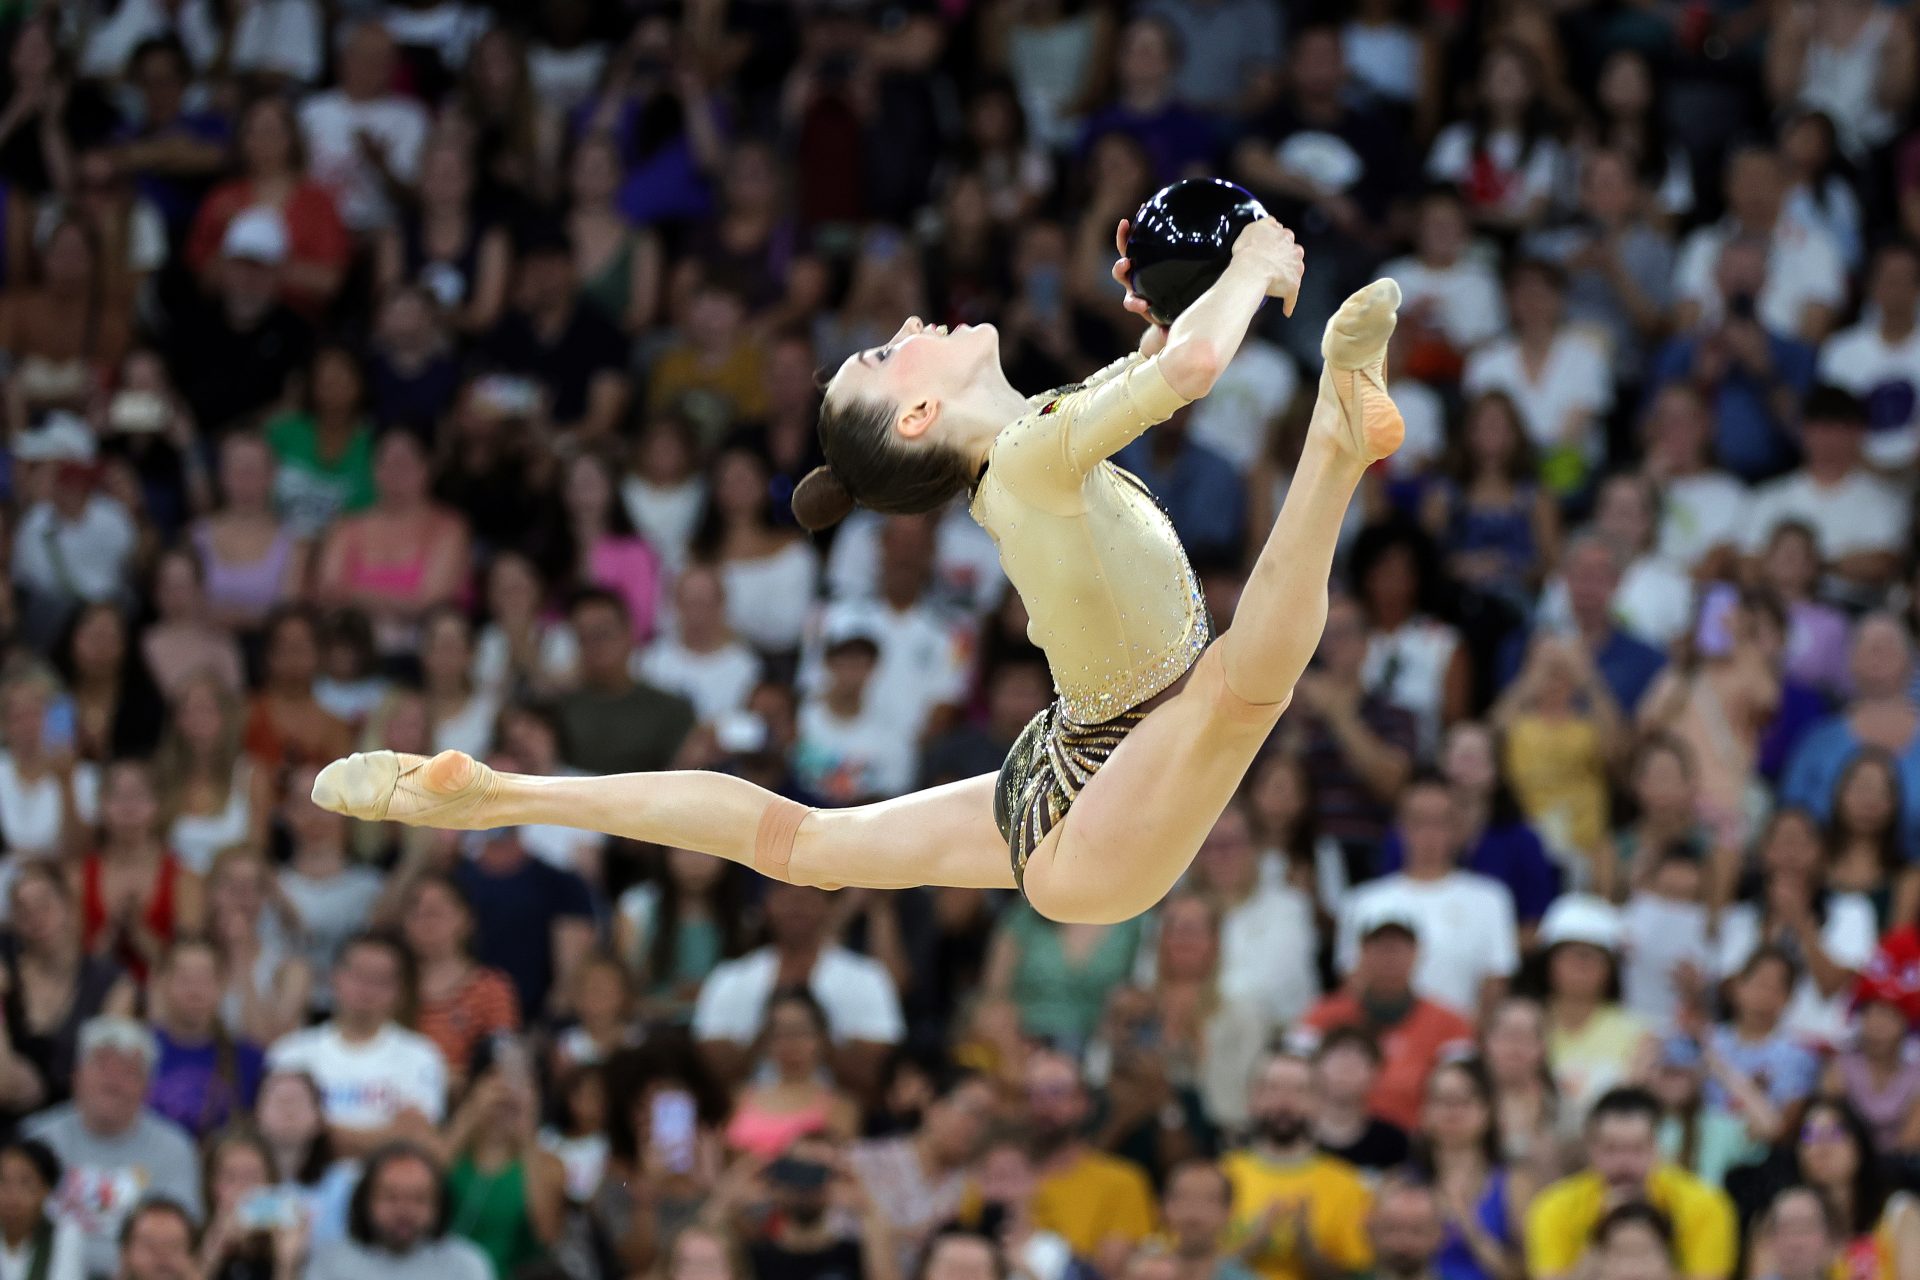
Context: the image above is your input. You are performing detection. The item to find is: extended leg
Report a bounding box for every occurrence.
[1215,277,1401,704]
[311,751,1015,891]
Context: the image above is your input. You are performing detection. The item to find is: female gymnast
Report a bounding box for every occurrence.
[312,217,1405,925]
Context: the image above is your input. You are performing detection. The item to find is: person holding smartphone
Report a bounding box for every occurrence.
[442,1036,567,1279]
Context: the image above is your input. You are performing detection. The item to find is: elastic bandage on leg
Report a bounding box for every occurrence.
[753,796,814,883]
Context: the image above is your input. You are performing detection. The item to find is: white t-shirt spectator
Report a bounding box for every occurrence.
[793,696,916,803]
[720,541,820,654]
[229,0,326,83]
[1716,894,1877,1046]
[79,0,222,75]
[1659,472,1751,573]
[380,2,490,68]
[824,507,1007,617]
[268,1022,448,1128]
[1741,468,1912,560]
[1538,556,1696,648]
[1426,125,1564,223]
[298,90,429,232]
[798,599,973,742]
[1186,338,1299,472]
[1462,331,1614,460]
[1620,893,1717,1028]
[1674,219,1846,337]
[637,638,762,725]
[11,498,137,607]
[692,946,904,1047]
[1215,887,1321,1026]
[1817,319,1920,469]
[1381,254,1508,353]
[1338,871,1520,1016]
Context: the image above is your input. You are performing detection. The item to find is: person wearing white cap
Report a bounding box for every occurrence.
[1536,894,1656,1133]
[166,202,313,437]
[1336,776,1519,1018]
[21,1017,201,1280]
[9,412,137,649]
[792,619,916,803]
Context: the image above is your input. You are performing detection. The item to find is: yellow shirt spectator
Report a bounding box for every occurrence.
[1219,1150,1373,1280]
[1031,1150,1159,1260]
[1525,1165,1737,1280]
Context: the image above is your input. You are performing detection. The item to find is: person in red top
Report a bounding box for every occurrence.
[186,96,351,318]
[1298,901,1475,1129]
[400,873,520,1088]
[76,759,204,985]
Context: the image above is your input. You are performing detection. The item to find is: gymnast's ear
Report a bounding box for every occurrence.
[792,466,855,532]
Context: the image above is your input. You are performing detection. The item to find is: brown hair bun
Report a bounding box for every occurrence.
[792,466,856,531]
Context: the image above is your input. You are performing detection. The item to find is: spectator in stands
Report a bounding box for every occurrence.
[297,22,428,235]
[1524,1087,1736,1280]
[1783,615,1920,857]
[1642,386,1748,583]
[1464,260,1613,494]
[166,207,314,439]
[1744,387,1912,599]
[1157,1159,1256,1280]
[1365,1176,1449,1280]
[1339,776,1519,1016]
[145,939,263,1139]
[1184,803,1320,1036]
[1817,240,1920,469]
[1310,1028,1409,1173]
[1286,595,1417,860]
[1675,147,1845,344]
[0,1137,84,1280]
[1536,897,1652,1126]
[25,1017,201,1279]
[553,589,696,777]
[693,884,903,1090]
[1018,1049,1155,1276]
[187,94,350,317]
[1383,192,1508,378]
[451,823,595,1020]
[305,1143,489,1280]
[481,229,631,440]
[1302,903,1475,1131]
[848,1075,990,1269]
[1222,1052,1372,1280]
[1503,535,1665,715]
[267,934,447,1158]
[114,1198,200,1280]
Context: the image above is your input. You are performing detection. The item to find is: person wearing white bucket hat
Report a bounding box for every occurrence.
[1536,895,1656,1137]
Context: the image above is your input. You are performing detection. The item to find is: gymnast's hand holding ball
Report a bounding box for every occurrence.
[1110,210,1304,357]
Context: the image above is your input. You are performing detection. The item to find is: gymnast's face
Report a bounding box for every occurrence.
[827,316,1004,444]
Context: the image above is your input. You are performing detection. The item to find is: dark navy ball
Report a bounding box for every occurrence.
[1125,178,1270,326]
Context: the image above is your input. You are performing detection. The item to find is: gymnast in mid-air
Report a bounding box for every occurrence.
[312,211,1405,925]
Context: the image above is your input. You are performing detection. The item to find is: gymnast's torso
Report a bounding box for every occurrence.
[968,352,1211,725]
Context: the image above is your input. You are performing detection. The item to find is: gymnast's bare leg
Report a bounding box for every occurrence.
[311,281,1401,921]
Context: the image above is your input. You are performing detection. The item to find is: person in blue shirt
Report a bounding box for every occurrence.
[1116,408,1247,564]
[1645,237,1815,483]
[1497,536,1666,715]
[1782,613,1920,858]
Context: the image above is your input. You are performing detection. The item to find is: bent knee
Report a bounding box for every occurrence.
[1191,642,1292,730]
[1021,838,1158,925]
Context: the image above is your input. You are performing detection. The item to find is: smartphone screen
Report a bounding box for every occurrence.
[649,1090,698,1175]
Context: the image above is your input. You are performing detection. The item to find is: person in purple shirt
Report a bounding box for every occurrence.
[1378,722,1561,926]
[1077,17,1219,183]
[1783,613,1920,857]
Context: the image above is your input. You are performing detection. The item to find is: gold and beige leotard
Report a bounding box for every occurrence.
[971,351,1210,883]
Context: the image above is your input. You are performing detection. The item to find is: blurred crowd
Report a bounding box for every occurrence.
[5,2,1920,1280]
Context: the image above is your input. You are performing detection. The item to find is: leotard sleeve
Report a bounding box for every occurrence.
[988,354,1191,503]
